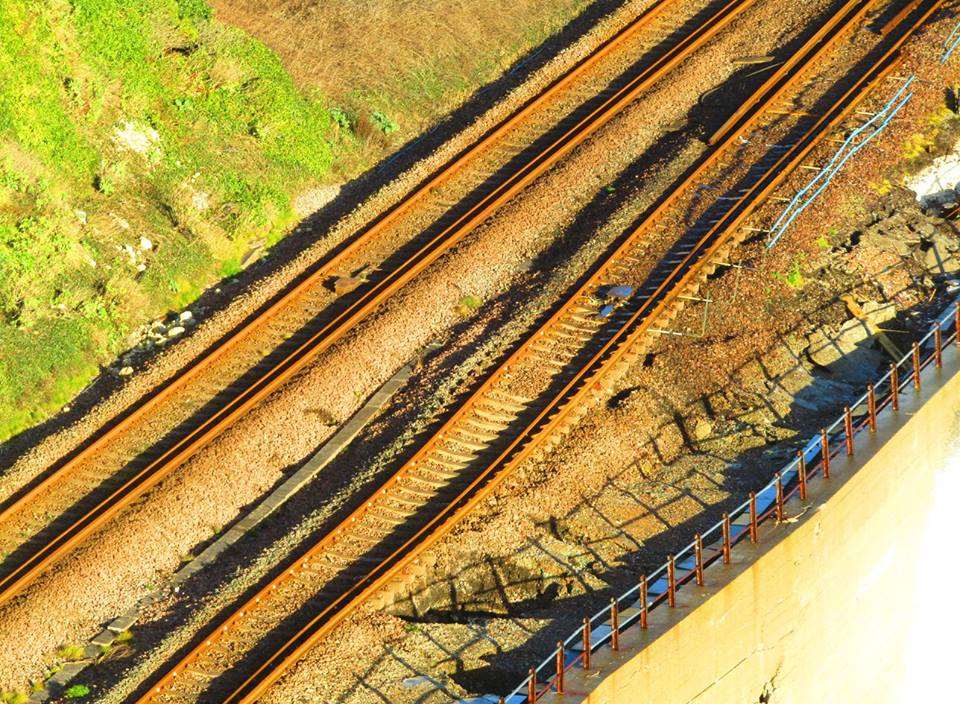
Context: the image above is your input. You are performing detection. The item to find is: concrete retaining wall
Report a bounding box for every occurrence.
[561,341,960,703]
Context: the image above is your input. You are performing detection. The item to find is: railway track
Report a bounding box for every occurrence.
[135,0,944,701]
[0,0,755,607]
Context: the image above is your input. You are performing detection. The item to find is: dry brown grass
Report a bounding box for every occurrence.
[210,0,591,131]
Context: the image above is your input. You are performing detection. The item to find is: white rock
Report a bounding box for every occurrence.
[293,184,341,217]
[119,366,134,376]
[907,137,960,206]
[140,236,153,251]
[113,120,161,156]
[137,263,147,272]
[167,326,185,337]
[191,191,211,212]
[179,310,193,322]
[75,210,87,225]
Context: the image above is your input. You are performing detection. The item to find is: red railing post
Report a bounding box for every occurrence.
[610,599,620,651]
[798,451,807,502]
[913,341,921,390]
[891,363,899,411]
[667,555,676,607]
[867,383,877,432]
[820,428,830,479]
[936,323,943,368]
[844,406,854,456]
[695,534,704,586]
[556,642,564,694]
[582,618,591,670]
[749,492,758,543]
[722,513,731,564]
[639,575,648,629]
[775,472,784,521]
[528,668,537,702]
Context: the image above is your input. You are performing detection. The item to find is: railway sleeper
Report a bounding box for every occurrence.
[471,406,515,424]
[450,425,498,443]
[418,459,464,477]
[433,445,476,463]
[342,530,392,548]
[549,329,593,343]
[558,321,598,335]
[380,491,427,508]
[393,483,441,501]
[444,433,489,452]
[406,472,453,490]
[384,492,438,508]
[480,394,528,413]
[375,501,415,519]
[531,353,570,368]
[424,454,469,471]
[366,511,411,528]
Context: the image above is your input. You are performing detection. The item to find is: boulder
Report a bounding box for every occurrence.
[693,418,713,441]
[923,242,960,274]
[859,228,913,256]
[807,316,886,385]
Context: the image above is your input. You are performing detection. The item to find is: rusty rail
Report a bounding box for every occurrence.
[515,300,958,704]
[510,3,949,701]
[0,0,747,607]
[135,0,913,700]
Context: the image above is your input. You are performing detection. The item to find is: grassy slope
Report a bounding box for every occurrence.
[0,0,332,439]
[0,0,590,443]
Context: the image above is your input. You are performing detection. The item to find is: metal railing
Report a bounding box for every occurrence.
[505,299,959,703]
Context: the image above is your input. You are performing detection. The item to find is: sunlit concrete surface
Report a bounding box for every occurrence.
[557,337,960,703]
[896,448,960,702]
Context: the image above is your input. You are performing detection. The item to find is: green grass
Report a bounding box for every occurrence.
[64,684,91,700]
[0,0,595,443]
[56,644,86,662]
[0,0,334,441]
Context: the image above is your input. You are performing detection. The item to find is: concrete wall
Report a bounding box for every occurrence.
[561,343,960,704]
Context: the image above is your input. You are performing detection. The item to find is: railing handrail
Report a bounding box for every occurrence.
[508,299,959,702]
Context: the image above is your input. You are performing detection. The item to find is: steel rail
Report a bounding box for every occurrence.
[0,0,752,607]
[515,2,949,696]
[138,0,901,700]
[521,237,956,704]
[0,0,675,522]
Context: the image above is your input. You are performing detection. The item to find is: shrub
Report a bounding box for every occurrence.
[371,110,399,134]
[457,294,482,316]
[176,0,212,22]
[57,645,86,662]
[64,685,91,700]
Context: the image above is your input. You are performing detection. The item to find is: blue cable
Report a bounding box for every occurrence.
[766,80,915,248]
[942,19,960,63]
